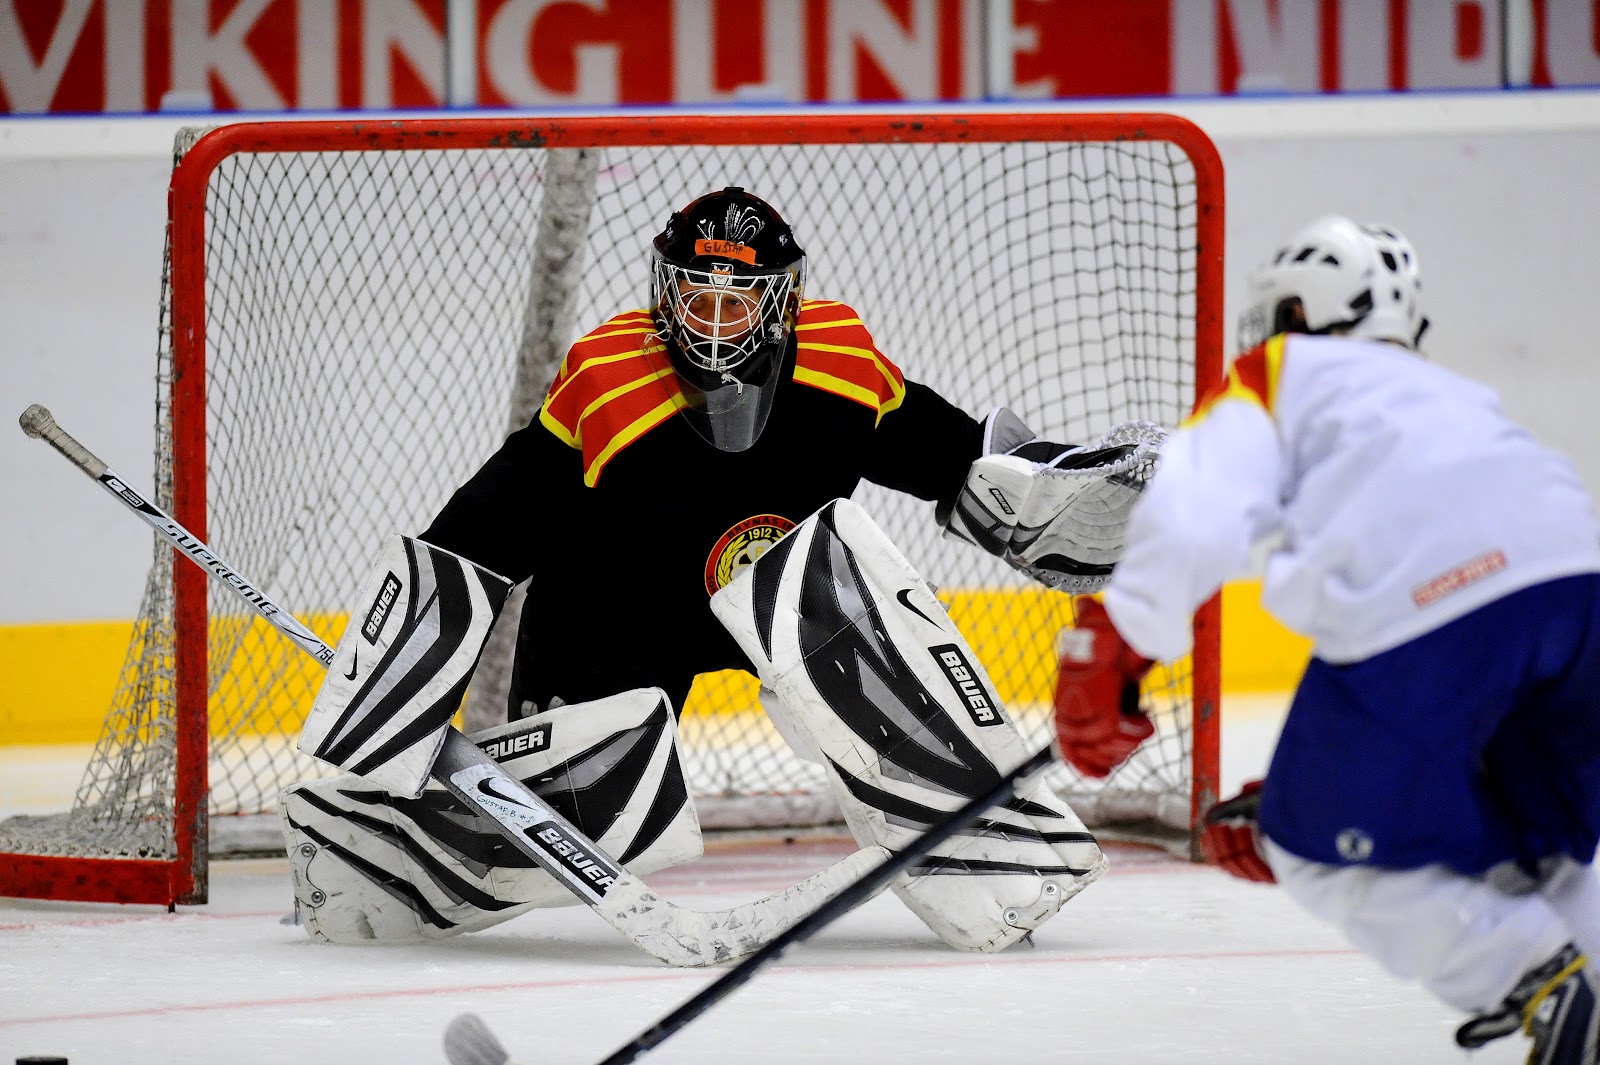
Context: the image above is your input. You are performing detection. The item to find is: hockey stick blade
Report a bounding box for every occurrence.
[19,404,882,968]
[452,744,1058,1065]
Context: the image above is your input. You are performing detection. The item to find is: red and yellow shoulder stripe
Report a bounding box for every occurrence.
[1184,333,1288,427]
[536,301,908,485]
[538,310,686,487]
[793,299,906,423]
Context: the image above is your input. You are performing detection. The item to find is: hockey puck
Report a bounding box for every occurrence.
[16,1057,69,1064]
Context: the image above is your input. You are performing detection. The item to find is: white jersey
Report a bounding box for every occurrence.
[1105,332,1600,663]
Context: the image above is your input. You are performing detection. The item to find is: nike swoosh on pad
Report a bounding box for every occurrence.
[343,649,359,681]
[476,775,534,810]
[896,588,940,628]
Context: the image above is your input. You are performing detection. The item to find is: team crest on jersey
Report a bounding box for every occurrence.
[705,514,797,595]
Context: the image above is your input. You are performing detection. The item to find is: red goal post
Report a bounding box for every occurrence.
[0,112,1223,907]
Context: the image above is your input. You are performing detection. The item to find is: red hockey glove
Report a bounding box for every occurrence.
[1051,598,1155,778]
[1199,779,1277,884]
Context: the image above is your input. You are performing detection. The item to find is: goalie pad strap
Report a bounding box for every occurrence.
[946,453,1035,557]
[299,534,513,797]
[942,406,1043,554]
[833,767,1099,863]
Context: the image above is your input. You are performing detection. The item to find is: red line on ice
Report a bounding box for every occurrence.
[0,947,1357,1029]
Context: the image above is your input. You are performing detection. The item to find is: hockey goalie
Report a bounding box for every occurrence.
[281,186,1164,955]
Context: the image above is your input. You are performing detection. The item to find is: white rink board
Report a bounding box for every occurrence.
[4,92,1600,625]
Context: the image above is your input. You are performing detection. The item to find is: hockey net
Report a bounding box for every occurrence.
[0,114,1222,905]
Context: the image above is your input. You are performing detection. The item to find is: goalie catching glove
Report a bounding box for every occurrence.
[941,407,1165,593]
[1051,598,1155,778]
[1198,780,1277,884]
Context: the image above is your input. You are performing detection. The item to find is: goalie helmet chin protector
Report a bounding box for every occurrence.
[1236,215,1429,354]
[649,187,806,453]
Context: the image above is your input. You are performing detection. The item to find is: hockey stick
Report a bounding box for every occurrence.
[444,744,1057,1065]
[18,403,888,968]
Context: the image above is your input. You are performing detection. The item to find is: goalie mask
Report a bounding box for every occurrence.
[1237,215,1428,354]
[649,187,806,453]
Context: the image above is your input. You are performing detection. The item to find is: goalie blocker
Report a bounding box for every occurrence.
[712,498,1106,952]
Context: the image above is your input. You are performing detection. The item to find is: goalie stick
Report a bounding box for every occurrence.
[444,745,1058,1065]
[18,403,886,968]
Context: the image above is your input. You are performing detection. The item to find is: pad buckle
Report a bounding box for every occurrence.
[1002,879,1064,930]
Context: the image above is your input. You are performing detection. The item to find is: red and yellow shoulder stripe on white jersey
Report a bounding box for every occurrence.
[792,298,906,423]
[1184,333,1287,427]
[538,309,686,486]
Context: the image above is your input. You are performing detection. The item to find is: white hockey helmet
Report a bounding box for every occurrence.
[1237,215,1428,353]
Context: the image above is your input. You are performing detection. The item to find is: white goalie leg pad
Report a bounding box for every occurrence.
[299,535,512,797]
[281,687,703,944]
[757,685,825,765]
[711,498,1107,952]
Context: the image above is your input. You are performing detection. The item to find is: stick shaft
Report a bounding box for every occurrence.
[24,406,334,665]
[597,744,1057,1065]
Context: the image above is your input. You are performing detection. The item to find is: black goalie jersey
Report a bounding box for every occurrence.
[421,300,982,717]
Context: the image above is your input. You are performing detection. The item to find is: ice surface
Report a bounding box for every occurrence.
[0,696,1524,1064]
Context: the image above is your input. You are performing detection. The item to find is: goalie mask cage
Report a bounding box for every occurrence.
[0,113,1222,907]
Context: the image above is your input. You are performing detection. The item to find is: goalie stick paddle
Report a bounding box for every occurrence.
[18,403,885,968]
[445,744,1058,1065]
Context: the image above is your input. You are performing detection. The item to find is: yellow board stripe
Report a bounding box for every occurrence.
[1,578,1311,746]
